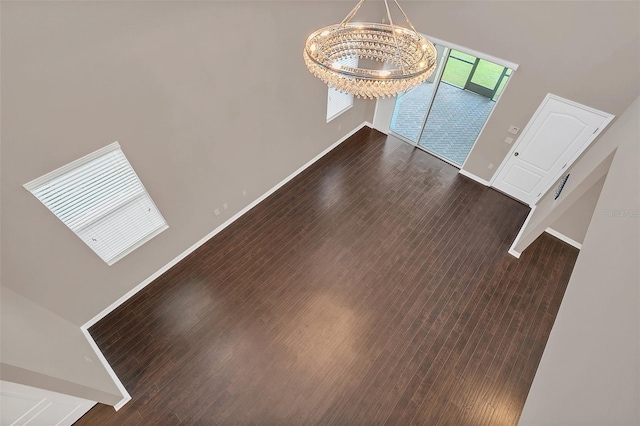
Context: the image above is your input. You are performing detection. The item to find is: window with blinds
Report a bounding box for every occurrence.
[24,142,168,266]
[326,56,358,122]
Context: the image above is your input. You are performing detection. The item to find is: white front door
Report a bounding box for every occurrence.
[492,94,614,205]
[1,380,95,426]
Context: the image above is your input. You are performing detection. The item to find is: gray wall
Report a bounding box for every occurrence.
[399,1,639,181]
[1,0,375,402]
[1,286,124,405]
[2,0,639,411]
[549,175,605,246]
[512,97,638,255]
[519,97,639,425]
[1,1,374,327]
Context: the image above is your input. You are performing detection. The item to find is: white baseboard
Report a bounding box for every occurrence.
[508,205,537,259]
[80,327,131,410]
[79,121,373,409]
[459,168,491,186]
[82,121,371,331]
[545,227,582,249]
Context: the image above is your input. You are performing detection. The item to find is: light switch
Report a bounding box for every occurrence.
[505,137,514,145]
[508,125,520,135]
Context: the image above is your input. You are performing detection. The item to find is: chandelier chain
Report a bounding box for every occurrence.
[382,0,406,73]
[340,0,366,26]
[391,0,421,37]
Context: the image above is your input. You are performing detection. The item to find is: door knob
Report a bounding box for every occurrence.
[514,152,519,156]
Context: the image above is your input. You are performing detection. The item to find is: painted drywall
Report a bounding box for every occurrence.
[373,97,395,134]
[0,1,375,327]
[548,175,605,246]
[1,0,638,410]
[519,98,639,425]
[0,286,124,406]
[512,97,638,254]
[396,1,639,181]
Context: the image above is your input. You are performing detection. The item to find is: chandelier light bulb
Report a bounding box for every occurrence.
[303,0,438,99]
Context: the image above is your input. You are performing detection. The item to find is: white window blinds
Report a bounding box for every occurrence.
[24,142,168,266]
[326,56,358,122]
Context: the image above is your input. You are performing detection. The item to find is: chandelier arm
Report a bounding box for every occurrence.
[340,0,367,26]
[391,0,421,38]
[383,0,406,73]
[338,0,365,62]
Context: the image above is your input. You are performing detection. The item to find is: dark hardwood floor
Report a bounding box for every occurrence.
[78,128,578,425]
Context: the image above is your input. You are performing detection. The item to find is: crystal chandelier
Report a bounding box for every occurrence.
[304,0,438,99]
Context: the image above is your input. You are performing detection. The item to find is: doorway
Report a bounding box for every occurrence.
[492,94,614,206]
[389,46,513,167]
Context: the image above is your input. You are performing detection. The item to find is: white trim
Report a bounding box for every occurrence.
[381,34,517,173]
[413,46,451,145]
[106,224,169,266]
[422,34,519,71]
[79,327,131,411]
[489,93,615,205]
[459,69,516,171]
[545,227,582,249]
[24,142,121,191]
[372,97,393,135]
[0,380,97,425]
[544,93,616,117]
[24,142,169,266]
[508,248,521,259]
[82,121,372,332]
[78,121,372,411]
[326,103,353,123]
[508,205,537,258]
[458,169,490,186]
[490,93,615,187]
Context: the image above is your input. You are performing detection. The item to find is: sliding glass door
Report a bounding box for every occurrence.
[389,47,513,167]
[389,44,448,144]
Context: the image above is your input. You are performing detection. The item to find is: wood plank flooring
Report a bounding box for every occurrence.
[77,128,578,425]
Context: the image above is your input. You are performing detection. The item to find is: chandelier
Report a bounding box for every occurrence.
[304,0,438,99]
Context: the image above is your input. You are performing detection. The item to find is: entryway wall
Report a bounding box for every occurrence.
[547,175,605,247]
[510,97,638,256]
[396,1,639,184]
[372,35,518,170]
[0,286,126,407]
[519,96,639,426]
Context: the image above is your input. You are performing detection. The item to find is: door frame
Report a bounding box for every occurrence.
[383,35,520,168]
[464,59,509,100]
[489,93,615,206]
[411,46,451,148]
[424,34,519,71]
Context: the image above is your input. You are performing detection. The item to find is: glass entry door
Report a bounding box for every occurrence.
[389,47,513,167]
